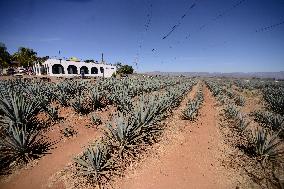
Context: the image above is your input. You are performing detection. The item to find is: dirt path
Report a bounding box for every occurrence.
[115,84,240,189]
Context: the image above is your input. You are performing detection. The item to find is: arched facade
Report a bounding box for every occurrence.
[37,59,116,77]
[91,67,98,74]
[80,66,89,74]
[52,64,65,74]
[67,65,78,74]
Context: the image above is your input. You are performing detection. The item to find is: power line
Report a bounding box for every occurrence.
[199,0,248,31]
[255,20,284,32]
[162,1,197,40]
[134,0,153,70]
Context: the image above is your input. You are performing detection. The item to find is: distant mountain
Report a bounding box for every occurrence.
[144,71,284,80]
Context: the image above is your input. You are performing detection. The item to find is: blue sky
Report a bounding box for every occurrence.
[0,0,284,72]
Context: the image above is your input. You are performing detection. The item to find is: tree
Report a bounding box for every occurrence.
[0,42,11,71]
[13,47,37,67]
[36,56,49,65]
[116,64,134,75]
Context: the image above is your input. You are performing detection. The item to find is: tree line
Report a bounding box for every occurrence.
[0,42,48,71]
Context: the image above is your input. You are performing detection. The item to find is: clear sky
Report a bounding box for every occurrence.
[0,0,284,72]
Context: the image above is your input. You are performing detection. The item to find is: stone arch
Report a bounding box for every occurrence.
[52,64,65,74]
[91,67,98,74]
[80,66,89,74]
[67,65,78,74]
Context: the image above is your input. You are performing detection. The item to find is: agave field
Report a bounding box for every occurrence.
[0,76,283,189]
[206,78,284,188]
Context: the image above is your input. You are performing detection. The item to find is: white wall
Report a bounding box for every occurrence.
[35,59,116,78]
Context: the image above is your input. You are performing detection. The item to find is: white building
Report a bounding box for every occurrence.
[33,58,116,78]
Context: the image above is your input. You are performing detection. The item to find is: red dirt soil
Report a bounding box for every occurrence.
[115,85,241,189]
[0,106,113,189]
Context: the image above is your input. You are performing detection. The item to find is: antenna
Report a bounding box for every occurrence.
[59,50,62,63]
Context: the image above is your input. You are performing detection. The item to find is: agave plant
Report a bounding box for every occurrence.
[46,105,60,121]
[216,94,229,105]
[226,89,235,99]
[104,116,145,157]
[224,104,240,119]
[61,127,77,137]
[0,91,42,125]
[0,122,52,169]
[235,95,245,106]
[263,87,284,115]
[71,95,91,115]
[54,91,70,107]
[90,88,105,110]
[181,87,204,121]
[252,110,284,138]
[253,128,284,163]
[181,101,199,120]
[236,113,250,131]
[74,144,115,187]
[91,113,102,126]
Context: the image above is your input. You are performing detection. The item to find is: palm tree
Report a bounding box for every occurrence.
[13,47,37,68]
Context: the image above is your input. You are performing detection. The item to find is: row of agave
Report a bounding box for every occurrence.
[263,86,284,116]
[74,80,197,187]
[206,80,245,106]
[251,110,284,139]
[223,104,250,131]
[0,80,54,173]
[233,79,284,137]
[206,79,283,188]
[234,79,282,91]
[0,76,188,174]
[181,85,204,120]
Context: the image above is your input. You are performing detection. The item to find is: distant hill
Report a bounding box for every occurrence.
[144,71,284,80]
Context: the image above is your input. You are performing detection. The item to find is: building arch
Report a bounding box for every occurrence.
[67,65,78,74]
[91,67,98,74]
[80,66,89,74]
[52,64,65,74]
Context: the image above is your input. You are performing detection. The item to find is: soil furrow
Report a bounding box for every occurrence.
[115,85,240,189]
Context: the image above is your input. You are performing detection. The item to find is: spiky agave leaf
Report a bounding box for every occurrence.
[0,122,52,171]
[74,144,114,186]
[224,104,240,119]
[181,87,204,121]
[235,95,245,106]
[253,128,284,163]
[252,110,284,135]
[90,87,105,110]
[104,115,146,157]
[46,105,60,121]
[236,113,250,131]
[0,91,42,125]
[91,113,102,126]
[71,95,91,115]
[181,101,199,120]
[263,87,284,115]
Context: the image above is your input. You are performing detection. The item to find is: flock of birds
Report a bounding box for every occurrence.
[133,0,284,68]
